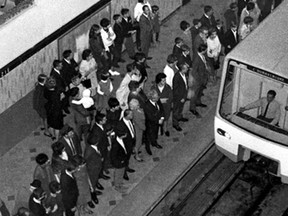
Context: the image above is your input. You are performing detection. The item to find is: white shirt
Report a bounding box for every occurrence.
[116,136,127,154]
[96,123,104,131]
[158,85,164,93]
[163,64,175,89]
[63,137,76,155]
[179,72,187,89]
[123,118,135,138]
[100,26,116,51]
[134,2,152,22]
[65,170,73,179]
[91,145,101,155]
[207,36,221,58]
[198,52,208,69]
[53,68,61,75]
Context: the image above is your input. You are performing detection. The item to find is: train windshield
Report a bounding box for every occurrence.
[220,60,288,145]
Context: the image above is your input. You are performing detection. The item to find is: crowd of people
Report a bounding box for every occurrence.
[1,0,280,216]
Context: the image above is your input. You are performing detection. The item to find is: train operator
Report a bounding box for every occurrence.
[239,90,280,126]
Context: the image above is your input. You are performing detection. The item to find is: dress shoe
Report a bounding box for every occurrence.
[146,57,152,60]
[173,125,182,131]
[196,103,207,108]
[90,192,99,204]
[179,118,189,122]
[96,182,104,190]
[160,126,164,136]
[87,201,95,208]
[152,143,163,149]
[123,173,129,181]
[190,110,201,118]
[99,174,110,180]
[145,147,152,155]
[126,167,135,173]
[118,59,126,63]
[165,131,170,137]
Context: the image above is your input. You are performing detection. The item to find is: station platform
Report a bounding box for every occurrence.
[0,0,230,215]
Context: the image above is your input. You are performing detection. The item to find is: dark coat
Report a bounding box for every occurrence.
[33,84,47,118]
[58,134,82,160]
[223,29,239,54]
[116,119,136,155]
[191,53,209,87]
[60,171,79,210]
[61,59,78,85]
[70,102,90,126]
[29,195,47,216]
[113,22,124,44]
[121,16,134,38]
[50,69,66,93]
[87,124,109,156]
[190,26,199,45]
[172,45,182,61]
[193,34,205,60]
[200,14,216,29]
[224,9,238,30]
[84,144,102,188]
[172,72,188,102]
[110,137,129,168]
[177,53,193,68]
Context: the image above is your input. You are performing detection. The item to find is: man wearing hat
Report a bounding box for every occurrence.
[58,124,82,161]
[110,128,129,193]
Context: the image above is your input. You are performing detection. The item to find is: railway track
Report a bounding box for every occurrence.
[148,141,282,216]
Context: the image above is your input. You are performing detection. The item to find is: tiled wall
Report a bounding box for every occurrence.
[111,0,182,21]
[0,41,58,114]
[0,0,181,115]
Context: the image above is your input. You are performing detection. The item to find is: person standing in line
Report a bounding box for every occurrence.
[179,20,193,53]
[190,19,202,46]
[172,37,184,61]
[139,5,153,59]
[223,22,238,54]
[121,8,136,59]
[44,181,65,216]
[33,74,51,138]
[134,0,152,51]
[239,16,254,40]
[151,5,160,43]
[224,2,238,30]
[177,44,193,70]
[113,14,126,65]
[163,54,178,89]
[200,5,217,29]
[28,188,48,216]
[106,97,122,130]
[193,26,208,61]
[61,50,79,87]
[172,64,188,132]
[60,162,79,216]
[95,72,113,113]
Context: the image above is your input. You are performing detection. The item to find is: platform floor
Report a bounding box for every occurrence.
[0,0,231,215]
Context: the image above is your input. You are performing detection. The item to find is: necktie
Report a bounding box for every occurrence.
[154,102,159,110]
[263,102,270,118]
[69,138,76,156]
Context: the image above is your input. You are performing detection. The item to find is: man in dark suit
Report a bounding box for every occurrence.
[58,124,82,160]
[200,5,216,29]
[172,37,184,61]
[144,90,165,155]
[113,14,125,65]
[177,44,193,69]
[223,23,239,54]
[116,109,136,180]
[28,187,47,216]
[61,50,79,86]
[60,163,79,216]
[87,113,110,181]
[50,59,70,114]
[121,8,136,59]
[172,64,189,131]
[84,137,103,204]
[224,2,238,30]
[193,26,208,61]
[139,5,153,59]
[191,19,202,45]
[110,129,129,193]
[190,44,209,118]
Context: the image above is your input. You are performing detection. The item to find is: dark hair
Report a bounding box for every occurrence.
[51,142,65,156]
[35,153,49,165]
[138,0,144,2]
[128,80,140,91]
[134,52,146,62]
[167,54,177,64]
[126,63,136,72]
[15,207,30,216]
[53,60,61,68]
[198,43,208,52]
[70,87,79,97]
[33,187,45,199]
[243,16,253,24]
[230,2,237,9]
[49,181,61,194]
[113,14,121,21]
[267,90,276,97]
[82,49,92,60]
[108,97,120,108]
[63,50,72,59]
[60,124,73,136]
[45,77,56,90]
[142,5,149,11]
[208,27,217,37]
[180,20,190,31]
[204,5,213,13]
[71,155,86,167]
[121,8,129,16]
[174,37,183,44]
[89,24,100,39]
[95,112,106,124]
[181,44,190,52]
[152,5,159,12]
[123,109,132,117]
[66,161,77,172]
[199,26,208,33]
[37,74,47,83]
[100,73,110,81]
[247,2,255,11]
[193,19,200,26]
[155,73,166,84]
[179,63,188,71]
[100,18,110,28]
